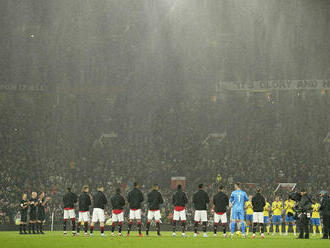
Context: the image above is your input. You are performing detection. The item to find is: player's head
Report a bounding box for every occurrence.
[83,185,89,192]
[256,187,261,193]
[234,183,240,190]
[39,192,45,198]
[249,195,252,201]
[218,185,224,192]
[31,192,37,198]
[275,196,280,201]
[153,184,159,190]
[300,188,307,195]
[177,184,182,190]
[66,187,71,192]
[116,188,121,194]
[198,184,204,190]
[22,193,27,200]
[97,186,104,192]
[133,182,138,188]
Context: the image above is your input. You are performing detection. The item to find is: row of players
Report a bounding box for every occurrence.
[19,183,322,238]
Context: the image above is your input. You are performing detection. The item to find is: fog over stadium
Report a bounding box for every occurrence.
[0,0,329,231]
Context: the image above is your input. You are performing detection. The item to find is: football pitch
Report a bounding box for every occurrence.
[0,231,327,248]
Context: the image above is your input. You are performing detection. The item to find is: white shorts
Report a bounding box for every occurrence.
[64,209,76,220]
[129,209,141,220]
[147,210,161,221]
[173,210,186,221]
[112,211,124,222]
[92,208,105,223]
[78,211,90,222]
[194,210,208,222]
[253,212,264,223]
[214,212,227,224]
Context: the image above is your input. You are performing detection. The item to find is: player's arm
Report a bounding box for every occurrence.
[272,202,276,211]
[42,197,50,206]
[103,194,108,205]
[87,194,92,206]
[261,196,266,208]
[284,201,288,210]
[244,192,249,202]
[225,195,229,209]
[121,196,125,207]
[229,193,234,204]
[192,193,197,204]
[183,192,188,204]
[139,191,144,203]
[22,202,28,209]
[159,192,164,204]
[127,192,131,204]
[205,192,210,204]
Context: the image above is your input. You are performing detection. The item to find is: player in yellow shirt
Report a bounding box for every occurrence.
[272,196,283,235]
[263,199,271,234]
[311,201,322,236]
[284,197,296,235]
[245,195,253,235]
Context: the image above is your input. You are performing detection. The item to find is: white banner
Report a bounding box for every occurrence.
[217,79,330,91]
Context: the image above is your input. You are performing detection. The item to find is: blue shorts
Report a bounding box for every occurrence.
[311,218,320,226]
[246,214,253,222]
[273,215,282,223]
[232,210,245,221]
[264,216,269,224]
[285,215,295,222]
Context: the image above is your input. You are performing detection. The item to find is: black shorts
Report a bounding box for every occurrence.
[29,211,37,221]
[37,211,45,221]
[21,212,28,222]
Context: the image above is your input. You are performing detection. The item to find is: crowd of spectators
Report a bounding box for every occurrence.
[0,89,329,226]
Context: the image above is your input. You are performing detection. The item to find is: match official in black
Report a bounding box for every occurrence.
[319,190,330,239]
[252,187,266,238]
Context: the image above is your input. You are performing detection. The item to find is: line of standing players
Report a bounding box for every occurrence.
[60,183,231,237]
[19,192,50,234]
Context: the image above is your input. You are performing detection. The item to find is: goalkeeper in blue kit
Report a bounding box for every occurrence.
[230,183,249,237]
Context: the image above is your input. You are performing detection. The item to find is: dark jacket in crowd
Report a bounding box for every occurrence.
[147,189,164,210]
[252,192,266,212]
[111,193,125,210]
[213,191,229,213]
[172,189,188,207]
[193,189,210,210]
[127,188,144,209]
[79,192,92,211]
[320,194,330,216]
[93,191,107,209]
[63,192,78,209]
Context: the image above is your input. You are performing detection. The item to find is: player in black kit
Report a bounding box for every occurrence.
[19,193,29,234]
[28,192,38,234]
[36,192,50,234]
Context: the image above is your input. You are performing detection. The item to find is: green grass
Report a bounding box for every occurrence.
[0,231,327,248]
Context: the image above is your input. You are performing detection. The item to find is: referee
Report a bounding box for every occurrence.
[320,190,330,239]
